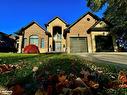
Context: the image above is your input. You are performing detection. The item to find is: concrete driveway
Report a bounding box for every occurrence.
[74,52,127,65]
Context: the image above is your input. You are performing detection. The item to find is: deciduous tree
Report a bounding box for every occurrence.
[86,0,127,50]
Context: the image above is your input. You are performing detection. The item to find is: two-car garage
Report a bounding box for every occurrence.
[69,36,114,53]
[70,37,88,53]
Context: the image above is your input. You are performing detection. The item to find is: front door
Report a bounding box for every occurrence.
[55,42,62,52]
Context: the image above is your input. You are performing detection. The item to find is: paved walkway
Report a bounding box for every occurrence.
[74,52,127,65]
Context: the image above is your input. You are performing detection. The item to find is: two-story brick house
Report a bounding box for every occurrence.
[16,12,116,53]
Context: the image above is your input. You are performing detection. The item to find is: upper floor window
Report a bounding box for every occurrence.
[53,26,62,40]
[54,33,62,40]
[30,35,38,46]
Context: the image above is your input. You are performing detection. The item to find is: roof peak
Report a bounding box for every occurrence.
[15,21,51,36]
[45,16,68,27]
[67,11,101,29]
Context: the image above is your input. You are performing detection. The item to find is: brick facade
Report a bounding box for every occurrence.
[17,12,116,53]
[17,22,49,53]
[66,14,97,53]
[46,17,67,52]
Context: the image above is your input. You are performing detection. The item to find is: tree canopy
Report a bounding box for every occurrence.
[86,0,127,50]
[87,0,127,37]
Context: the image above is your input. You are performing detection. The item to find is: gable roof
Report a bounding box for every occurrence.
[0,32,8,39]
[0,32,17,41]
[0,32,8,36]
[45,16,69,27]
[66,12,100,29]
[87,20,110,33]
[63,12,101,38]
[91,20,109,28]
[15,21,51,36]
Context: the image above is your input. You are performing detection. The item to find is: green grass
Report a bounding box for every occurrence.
[0,53,127,95]
[0,53,38,64]
[0,53,61,86]
[0,53,126,85]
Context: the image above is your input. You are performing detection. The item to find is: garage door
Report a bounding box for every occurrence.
[95,36,114,52]
[70,37,88,53]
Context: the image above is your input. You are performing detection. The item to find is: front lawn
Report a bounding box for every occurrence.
[0,53,127,95]
[0,53,38,64]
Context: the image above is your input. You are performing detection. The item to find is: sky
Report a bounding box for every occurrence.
[0,0,107,34]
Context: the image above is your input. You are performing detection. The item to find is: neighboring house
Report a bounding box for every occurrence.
[0,32,17,52]
[16,12,117,53]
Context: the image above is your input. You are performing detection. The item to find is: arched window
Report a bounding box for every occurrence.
[30,35,38,46]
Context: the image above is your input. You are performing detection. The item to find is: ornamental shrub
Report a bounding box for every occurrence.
[23,44,40,54]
